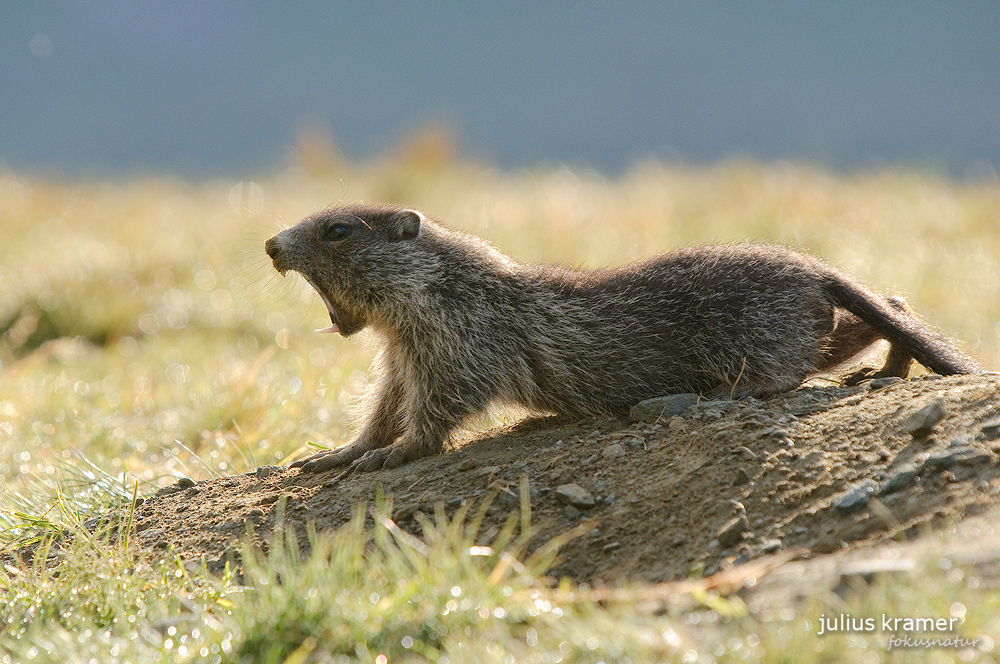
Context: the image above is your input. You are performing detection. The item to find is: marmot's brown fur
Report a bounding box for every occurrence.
[264,204,980,474]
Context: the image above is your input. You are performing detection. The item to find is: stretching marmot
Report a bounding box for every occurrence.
[264,204,980,474]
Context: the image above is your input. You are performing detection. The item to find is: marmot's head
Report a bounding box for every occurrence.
[265,205,429,336]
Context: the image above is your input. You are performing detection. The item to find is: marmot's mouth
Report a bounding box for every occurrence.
[299,274,341,335]
[315,294,341,335]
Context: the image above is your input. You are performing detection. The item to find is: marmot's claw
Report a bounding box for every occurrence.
[291,447,354,473]
[322,446,417,482]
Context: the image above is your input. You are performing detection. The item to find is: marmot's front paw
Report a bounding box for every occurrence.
[290,442,367,473]
[347,445,418,473]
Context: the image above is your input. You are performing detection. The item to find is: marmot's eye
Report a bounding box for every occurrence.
[323,223,352,241]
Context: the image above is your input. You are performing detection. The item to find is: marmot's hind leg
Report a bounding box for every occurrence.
[817,296,915,385]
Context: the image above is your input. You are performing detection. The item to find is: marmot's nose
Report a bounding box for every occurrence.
[265,236,281,260]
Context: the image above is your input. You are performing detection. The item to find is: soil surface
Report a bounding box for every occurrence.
[125,373,1000,584]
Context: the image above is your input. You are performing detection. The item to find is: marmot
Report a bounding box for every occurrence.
[264,204,980,474]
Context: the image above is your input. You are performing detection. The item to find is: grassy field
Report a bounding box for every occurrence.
[1,154,999,662]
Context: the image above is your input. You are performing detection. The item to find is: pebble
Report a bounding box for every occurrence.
[563,505,581,520]
[628,393,699,423]
[602,443,626,458]
[833,479,878,514]
[759,539,783,554]
[154,476,196,498]
[216,519,245,532]
[553,483,597,508]
[717,514,750,548]
[734,467,751,485]
[761,427,791,440]
[253,465,281,479]
[901,398,947,438]
[979,418,1000,441]
[585,454,599,464]
[83,516,106,531]
[879,463,921,495]
[868,377,903,390]
[925,445,993,471]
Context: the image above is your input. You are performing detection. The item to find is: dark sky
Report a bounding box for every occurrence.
[2,2,999,177]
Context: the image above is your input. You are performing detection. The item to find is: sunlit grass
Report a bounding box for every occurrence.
[3,478,997,663]
[1,156,999,662]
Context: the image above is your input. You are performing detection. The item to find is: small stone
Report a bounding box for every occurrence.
[879,463,921,495]
[833,479,878,514]
[216,519,244,532]
[604,492,617,505]
[869,377,902,390]
[154,476,196,498]
[925,446,993,471]
[717,515,750,548]
[585,454,599,464]
[496,491,518,507]
[762,427,791,440]
[759,539,783,554]
[254,465,282,479]
[979,419,1000,441]
[457,458,477,471]
[563,505,581,520]
[901,398,947,438]
[602,443,626,458]
[553,483,597,508]
[734,467,751,485]
[629,393,699,423]
[156,477,194,498]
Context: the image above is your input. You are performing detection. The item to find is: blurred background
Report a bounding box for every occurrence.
[3,1,999,178]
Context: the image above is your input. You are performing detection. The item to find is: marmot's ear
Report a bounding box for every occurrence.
[389,209,421,241]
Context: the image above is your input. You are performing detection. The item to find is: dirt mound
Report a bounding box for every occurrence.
[129,374,1000,584]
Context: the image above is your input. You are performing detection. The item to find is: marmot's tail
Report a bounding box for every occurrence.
[823,277,981,375]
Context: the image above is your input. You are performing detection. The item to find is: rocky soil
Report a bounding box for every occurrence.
[113,372,1000,586]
